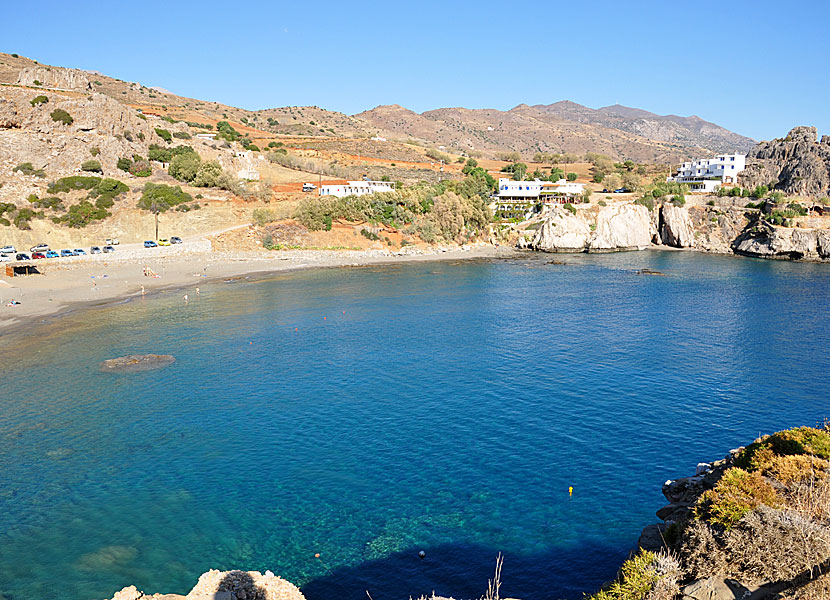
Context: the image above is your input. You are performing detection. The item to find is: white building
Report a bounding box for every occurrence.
[667,153,746,193]
[495,178,585,219]
[318,180,396,198]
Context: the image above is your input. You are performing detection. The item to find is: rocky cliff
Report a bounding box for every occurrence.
[524,198,830,262]
[740,126,830,197]
[622,426,830,600]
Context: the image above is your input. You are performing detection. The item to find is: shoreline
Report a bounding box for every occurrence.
[0,244,520,339]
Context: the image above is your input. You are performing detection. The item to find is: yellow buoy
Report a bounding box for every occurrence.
[569,486,573,496]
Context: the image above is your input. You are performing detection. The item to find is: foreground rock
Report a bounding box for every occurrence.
[658,203,695,248]
[109,569,305,600]
[733,219,830,260]
[530,203,652,252]
[100,354,175,372]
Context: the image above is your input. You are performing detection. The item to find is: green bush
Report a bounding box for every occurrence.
[30,95,48,107]
[81,160,102,173]
[670,195,685,207]
[154,128,172,142]
[89,147,100,157]
[598,200,607,207]
[57,200,109,228]
[563,202,577,215]
[588,550,658,600]
[193,160,223,187]
[48,176,101,193]
[593,173,604,183]
[247,144,260,152]
[694,468,780,529]
[567,172,578,181]
[169,152,202,182]
[706,200,715,206]
[752,185,769,199]
[30,196,64,211]
[137,183,193,212]
[50,108,73,125]
[12,162,45,177]
[216,121,241,142]
[172,131,191,139]
[635,196,655,211]
[117,157,132,172]
[252,208,279,226]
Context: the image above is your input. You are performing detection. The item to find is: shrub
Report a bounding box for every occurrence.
[30,196,64,211]
[117,157,132,172]
[567,172,578,181]
[635,196,654,211]
[89,147,100,157]
[706,200,715,206]
[752,185,769,199]
[12,162,45,177]
[360,228,379,240]
[137,183,192,212]
[81,160,102,173]
[130,160,152,177]
[48,176,101,193]
[50,108,73,125]
[169,152,202,182]
[57,200,109,228]
[588,550,658,600]
[216,120,241,142]
[30,95,48,107]
[172,131,191,140]
[252,208,279,226]
[563,202,577,215]
[13,207,39,229]
[736,427,830,471]
[193,160,223,187]
[694,468,780,529]
[593,173,604,183]
[154,128,172,142]
[670,195,685,207]
[425,148,451,163]
[598,200,607,207]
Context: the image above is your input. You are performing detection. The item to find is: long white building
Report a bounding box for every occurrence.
[319,180,396,198]
[496,178,586,219]
[667,154,746,193]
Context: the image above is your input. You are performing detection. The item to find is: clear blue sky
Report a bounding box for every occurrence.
[4,0,828,141]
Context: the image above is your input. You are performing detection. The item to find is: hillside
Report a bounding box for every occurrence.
[0,53,754,165]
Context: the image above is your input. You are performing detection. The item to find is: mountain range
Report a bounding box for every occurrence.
[0,52,754,163]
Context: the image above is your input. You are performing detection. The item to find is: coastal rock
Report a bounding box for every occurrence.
[732,219,830,260]
[530,203,652,253]
[588,204,652,251]
[740,126,830,197]
[530,206,591,251]
[659,203,695,248]
[638,523,667,552]
[100,354,175,372]
[185,569,305,600]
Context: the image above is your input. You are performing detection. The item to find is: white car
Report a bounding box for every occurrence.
[30,243,49,253]
[302,183,317,192]
[0,254,11,262]
[0,245,16,254]
[106,238,120,245]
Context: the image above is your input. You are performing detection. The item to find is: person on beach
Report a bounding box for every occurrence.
[183,294,189,303]
[141,285,145,296]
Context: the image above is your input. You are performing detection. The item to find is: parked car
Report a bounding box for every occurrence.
[30,243,49,253]
[16,253,30,261]
[302,183,317,192]
[0,255,10,263]
[103,245,115,253]
[73,248,87,255]
[613,188,630,194]
[45,250,59,258]
[60,249,75,257]
[31,252,46,259]
[170,236,182,244]
[105,238,120,245]
[144,240,158,248]
[158,238,171,246]
[1,245,16,254]
[90,246,102,254]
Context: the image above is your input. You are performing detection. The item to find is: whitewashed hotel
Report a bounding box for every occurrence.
[495,178,586,219]
[318,180,396,198]
[667,154,746,193]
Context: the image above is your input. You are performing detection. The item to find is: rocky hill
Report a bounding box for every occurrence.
[0,52,756,163]
[358,102,755,163]
[740,126,830,197]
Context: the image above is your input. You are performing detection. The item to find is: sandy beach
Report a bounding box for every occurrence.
[0,242,516,336]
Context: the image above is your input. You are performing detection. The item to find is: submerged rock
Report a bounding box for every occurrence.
[100,354,176,372]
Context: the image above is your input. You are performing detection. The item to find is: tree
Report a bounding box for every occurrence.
[593,173,604,183]
[621,171,640,191]
[603,173,622,191]
[567,172,578,181]
[169,152,201,182]
[193,161,223,187]
[137,183,192,239]
[753,185,769,199]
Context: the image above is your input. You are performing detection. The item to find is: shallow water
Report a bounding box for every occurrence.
[1,251,828,600]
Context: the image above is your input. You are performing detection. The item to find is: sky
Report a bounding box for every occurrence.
[3,0,828,141]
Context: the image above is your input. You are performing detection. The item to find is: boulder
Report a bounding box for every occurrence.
[185,570,305,600]
[588,204,653,251]
[638,523,667,552]
[530,206,591,252]
[660,203,695,248]
[732,220,828,260]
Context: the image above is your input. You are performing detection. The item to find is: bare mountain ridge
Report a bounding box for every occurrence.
[0,52,752,162]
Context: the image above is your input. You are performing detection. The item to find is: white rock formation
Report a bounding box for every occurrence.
[660,203,695,248]
[530,206,592,251]
[589,204,653,251]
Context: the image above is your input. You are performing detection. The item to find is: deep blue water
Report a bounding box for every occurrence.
[1,251,829,600]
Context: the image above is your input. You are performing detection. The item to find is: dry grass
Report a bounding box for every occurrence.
[694,468,780,529]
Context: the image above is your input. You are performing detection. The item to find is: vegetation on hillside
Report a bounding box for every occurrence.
[294,170,494,244]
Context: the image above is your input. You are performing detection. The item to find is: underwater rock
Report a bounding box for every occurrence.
[100,354,175,373]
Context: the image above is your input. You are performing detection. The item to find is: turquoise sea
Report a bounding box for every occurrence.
[1,251,829,600]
